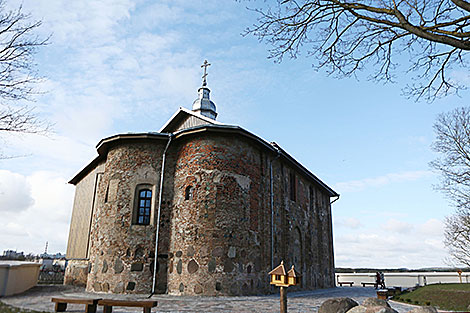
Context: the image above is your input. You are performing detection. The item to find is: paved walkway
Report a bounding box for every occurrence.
[2,285,416,313]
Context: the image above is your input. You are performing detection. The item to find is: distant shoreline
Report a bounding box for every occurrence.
[335,267,470,273]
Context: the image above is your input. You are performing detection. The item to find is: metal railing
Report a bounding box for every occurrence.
[38,271,64,284]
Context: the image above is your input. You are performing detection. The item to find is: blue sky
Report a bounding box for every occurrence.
[0,0,468,268]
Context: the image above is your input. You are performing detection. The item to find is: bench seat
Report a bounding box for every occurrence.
[338,281,354,286]
[51,297,101,313]
[98,299,158,313]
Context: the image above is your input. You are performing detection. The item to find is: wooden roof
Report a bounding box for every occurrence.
[269,261,287,276]
[287,265,301,277]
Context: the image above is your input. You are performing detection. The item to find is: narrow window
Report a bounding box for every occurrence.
[185,186,194,200]
[309,186,314,211]
[289,171,296,202]
[276,275,281,281]
[104,184,109,203]
[136,189,152,225]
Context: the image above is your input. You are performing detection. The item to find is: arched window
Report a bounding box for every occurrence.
[185,185,194,200]
[136,189,152,225]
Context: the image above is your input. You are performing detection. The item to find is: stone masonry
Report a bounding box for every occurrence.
[65,126,337,296]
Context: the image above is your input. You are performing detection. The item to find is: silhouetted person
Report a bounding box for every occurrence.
[380,272,386,289]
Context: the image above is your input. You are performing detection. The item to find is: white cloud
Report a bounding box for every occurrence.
[335,217,362,229]
[334,170,433,193]
[13,0,135,45]
[0,170,74,254]
[0,170,34,213]
[383,218,413,233]
[417,218,444,237]
[335,218,446,268]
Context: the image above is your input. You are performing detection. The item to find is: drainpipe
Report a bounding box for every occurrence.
[270,148,281,269]
[150,134,173,296]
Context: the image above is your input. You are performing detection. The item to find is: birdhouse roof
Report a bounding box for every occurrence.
[269,261,287,276]
[287,265,301,277]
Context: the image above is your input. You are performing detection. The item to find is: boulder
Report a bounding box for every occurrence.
[347,305,367,313]
[364,306,398,313]
[407,307,438,313]
[319,298,359,313]
[363,298,390,308]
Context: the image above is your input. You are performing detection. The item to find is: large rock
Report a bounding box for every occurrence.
[363,298,390,308]
[347,305,367,313]
[407,307,438,313]
[364,306,398,313]
[319,298,359,313]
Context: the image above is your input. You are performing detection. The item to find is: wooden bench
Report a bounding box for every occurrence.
[98,299,158,313]
[361,282,378,288]
[338,281,354,287]
[51,297,101,313]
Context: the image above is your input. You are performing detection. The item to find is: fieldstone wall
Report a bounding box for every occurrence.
[271,157,335,291]
[68,130,335,295]
[167,134,271,295]
[64,259,88,287]
[86,140,168,294]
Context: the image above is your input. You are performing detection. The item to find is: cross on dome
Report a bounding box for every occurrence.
[201,59,211,87]
[192,60,217,120]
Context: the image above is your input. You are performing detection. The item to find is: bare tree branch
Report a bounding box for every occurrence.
[0,0,50,156]
[432,107,470,266]
[245,0,470,101]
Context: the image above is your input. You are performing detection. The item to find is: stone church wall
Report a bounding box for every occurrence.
[85,140,168,294]
[65,130,335,295]
[270,161,335,291]
[166,134,271,295]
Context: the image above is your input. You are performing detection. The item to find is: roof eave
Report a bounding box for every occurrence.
[159,107,223,133]
[69,132,170,185]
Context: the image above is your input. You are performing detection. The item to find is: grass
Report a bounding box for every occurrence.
[0,301,47,313]
[392,283,470,311]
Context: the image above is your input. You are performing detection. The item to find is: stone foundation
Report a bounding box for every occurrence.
[64,259,89,287]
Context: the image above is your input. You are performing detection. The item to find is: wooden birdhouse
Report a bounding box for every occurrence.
[269,261,288,286]
[287,265,301,286]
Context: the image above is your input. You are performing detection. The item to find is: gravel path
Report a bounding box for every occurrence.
[1,285,416,313]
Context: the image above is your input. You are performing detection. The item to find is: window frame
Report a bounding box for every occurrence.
[132,184,154,226]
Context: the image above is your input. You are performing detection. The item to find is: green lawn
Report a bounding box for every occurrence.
[0,301,47,313]
[393,283,470,311]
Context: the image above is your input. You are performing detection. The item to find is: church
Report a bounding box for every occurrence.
[64,61,339,296]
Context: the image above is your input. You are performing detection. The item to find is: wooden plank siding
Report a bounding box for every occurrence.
[66,163,104,259]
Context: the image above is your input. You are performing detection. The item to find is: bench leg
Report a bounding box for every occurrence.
[103,305,113,313]
[55,303,67,312]
[143,308,151,313]
[85,304,97,313]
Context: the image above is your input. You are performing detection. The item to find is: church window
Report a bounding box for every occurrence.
[185,186,194,200]
[104,184,109,203]
[133,185,153,225]
[289,171,296,202]
[309,186,314,211]
[137,189,152,225]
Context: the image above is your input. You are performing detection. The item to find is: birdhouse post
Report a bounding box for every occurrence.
[269,261,301,313]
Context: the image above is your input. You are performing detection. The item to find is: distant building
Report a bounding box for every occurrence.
[64,62,339,295]
[2,250,24,260]
[40,252,66,259]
